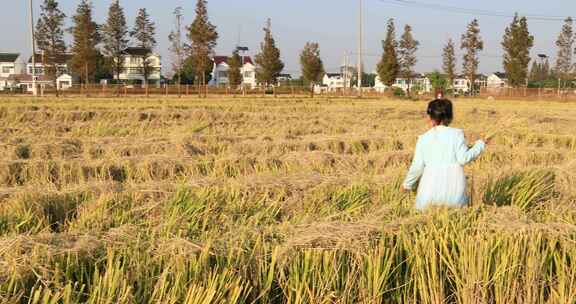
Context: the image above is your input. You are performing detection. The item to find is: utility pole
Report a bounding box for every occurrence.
[173,7,183,96]
[29,0,37,96]
[357,0,363,96]
[343,51,348,94]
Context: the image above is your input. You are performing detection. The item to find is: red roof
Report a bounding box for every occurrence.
[7,74,52,82]
[213,55,253,66]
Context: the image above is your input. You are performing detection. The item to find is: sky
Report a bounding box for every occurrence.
[0,0,573,76]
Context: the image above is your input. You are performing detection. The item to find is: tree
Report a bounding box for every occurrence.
[35,0,67,88]
[69,0,100,85]
[172,56,197,85]
[541,59,550,81]
[442,38,456,90]
[101,0,128,83]
[187,0,218,94]
[377,19,399,88]
[131,8,156,86]
[461,19,483,94]
[168,7,185,87]
[255,19,284,86]
[529,61,540,82]
[228,50,243,88]
[502,14,534,87]
[398,24,419,96]
[300,42,325,93]
[427,71,448,92]
[555,17,574,88]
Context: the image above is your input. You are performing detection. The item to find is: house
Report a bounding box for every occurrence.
[25,53,74,91]
[26,53,71,76]
[209,55,257,88]
[115,47,162,86]
[8,74,52,93]
[0,53,22,90]
[374,74,432,94]
[487,72,508,89]
[452,75,488,94]
[277,73,292,83]
[323,73,350,91]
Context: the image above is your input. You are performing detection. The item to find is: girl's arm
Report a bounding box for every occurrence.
[403,137,425,190]
[455,130,485,165]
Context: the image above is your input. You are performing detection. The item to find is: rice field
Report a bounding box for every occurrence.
[0,96,575,303]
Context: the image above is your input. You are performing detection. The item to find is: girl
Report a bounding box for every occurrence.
[403,99,488,210]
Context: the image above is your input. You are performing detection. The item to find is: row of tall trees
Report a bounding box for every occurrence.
[36,0,157,86]
[439,15,576,91]
[34,1,576,92]
[375,20,420,96]
[168,2,287,94]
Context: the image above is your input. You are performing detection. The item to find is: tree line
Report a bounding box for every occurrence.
[32,0,576,93]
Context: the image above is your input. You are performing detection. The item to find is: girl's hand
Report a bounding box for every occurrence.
[482,132,497,145]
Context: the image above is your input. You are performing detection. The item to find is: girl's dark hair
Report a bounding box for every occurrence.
[427,99,453,125]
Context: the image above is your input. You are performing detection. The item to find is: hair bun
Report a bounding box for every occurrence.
[427,99,453,125]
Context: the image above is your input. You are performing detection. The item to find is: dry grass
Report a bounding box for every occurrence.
[0,96,575,303]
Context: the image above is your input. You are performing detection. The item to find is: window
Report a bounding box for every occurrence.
[244,71,253,78]
[28,67,43,75]
[218,71,228,78]
[2,66,12,74]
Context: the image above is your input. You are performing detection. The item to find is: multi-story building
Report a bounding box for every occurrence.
[115,47,162,86]
[209,55,257,88]
[374,74,432,94]
[487,72,509,89]
[23,53,74,91]
[0,53,22,90]
[323,73,352,91]
[453,75,488,95]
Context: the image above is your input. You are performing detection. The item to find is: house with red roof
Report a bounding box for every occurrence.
[209,55,256,88]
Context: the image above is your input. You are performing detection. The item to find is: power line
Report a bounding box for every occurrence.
[376,0,571,21]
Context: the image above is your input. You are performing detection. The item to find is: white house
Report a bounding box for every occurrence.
[277,73,292,83]
[323,73,349,91]
[209,55,257,88]
[115,47,162,86]
[25,53,74,91]
[26,53,71,76]
[374,74,432,94]
[452,75,488,94]
[0,53,22,90]
[487,72,508,89]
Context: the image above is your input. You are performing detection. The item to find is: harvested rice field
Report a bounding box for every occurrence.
[0,96,575,303]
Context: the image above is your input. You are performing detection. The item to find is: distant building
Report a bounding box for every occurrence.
[26,53,71,76]
[487,72,509,89]
[115,47,162,86]
[0,53,21,90]
[374,74,432,94]
[209,55,256,88]
[24,53,74,91]
[452,74,488,94]
[277,73,292,82]
[8,74,52,93]
[323,73,350,91]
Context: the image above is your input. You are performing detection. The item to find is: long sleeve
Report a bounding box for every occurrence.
[403,137,425,190]
[455,130,485,165]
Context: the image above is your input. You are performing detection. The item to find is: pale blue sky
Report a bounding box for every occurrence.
[0,0,573,76]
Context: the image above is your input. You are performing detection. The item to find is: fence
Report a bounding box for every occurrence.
[478,87,576,101]
[4,84,576,101]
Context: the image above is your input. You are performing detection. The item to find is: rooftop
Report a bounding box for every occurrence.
[213,55,254,66]
[0,53,20,63]
[28,53,72,64]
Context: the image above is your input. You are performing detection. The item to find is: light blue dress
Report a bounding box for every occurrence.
[403,126,485,210]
